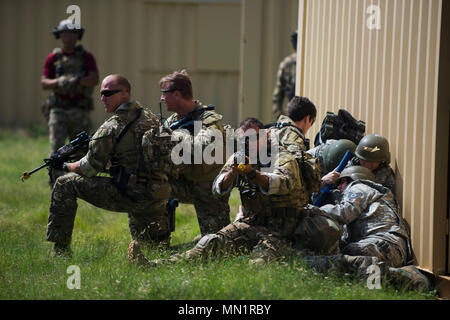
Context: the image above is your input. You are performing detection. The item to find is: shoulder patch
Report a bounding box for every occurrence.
[345,191,364,201]
[92,119,118,140]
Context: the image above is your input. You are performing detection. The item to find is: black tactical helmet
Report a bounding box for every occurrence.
[290,30,298,51]
[355,134,390,163]
[322,139,357,172]
[337,166,375,184]
[52,19,85,40]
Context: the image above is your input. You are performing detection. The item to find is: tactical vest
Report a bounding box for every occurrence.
[266,117,321,196]
[165,103,226,183]
[107,102,170,200]
[51,45,94,109]
[238,157,309,214]
[237,171,305,237]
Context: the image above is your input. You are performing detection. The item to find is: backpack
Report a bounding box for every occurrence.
[314,109,365,147]
[142,125,180,178]
[266,121,321,196]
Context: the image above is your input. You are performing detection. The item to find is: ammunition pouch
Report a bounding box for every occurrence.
[41,95,57,121]
[109,164,130,197]
[110,164,172,201]
[45,94,93,113]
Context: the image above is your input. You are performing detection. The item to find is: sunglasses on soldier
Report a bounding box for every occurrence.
[160,88,178,93]
[100,89,122,97]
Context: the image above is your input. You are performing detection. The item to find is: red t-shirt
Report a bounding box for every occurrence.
[42,49,98,79]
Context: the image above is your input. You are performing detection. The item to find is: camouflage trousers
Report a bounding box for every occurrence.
[303,235,408,279]
[47,173,170,246]
[48,107,92,184]
[169,176,230,235]
[153,216,295,265]
[151,207,342,265]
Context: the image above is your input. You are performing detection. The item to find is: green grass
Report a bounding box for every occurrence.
[0,129,437,300]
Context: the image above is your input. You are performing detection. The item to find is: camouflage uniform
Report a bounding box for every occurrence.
[349,158,396,195]
[164,101,230,235]
[44,45,96,183]
[272,53,296,118]
[271,114,322,201]
[47,101,172,246]
[303,180,409,279]
[272,114,308,152]
[127,149,341,266]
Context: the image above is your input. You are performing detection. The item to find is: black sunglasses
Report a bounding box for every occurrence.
[160,88,177,93]
[101,89,122,97]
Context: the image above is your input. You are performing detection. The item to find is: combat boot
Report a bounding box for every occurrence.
[51,242,72,258]
[127,240,157,267]
[387,265,431,292]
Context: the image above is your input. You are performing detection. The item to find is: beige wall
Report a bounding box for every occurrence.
[0,0,297,128]
[297,0,449,274]
[0,0,242,128]
[239,0,299,124]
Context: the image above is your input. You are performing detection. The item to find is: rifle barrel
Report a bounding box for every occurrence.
[21,162,49,181]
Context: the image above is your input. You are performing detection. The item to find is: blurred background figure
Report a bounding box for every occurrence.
[41,19,99,185]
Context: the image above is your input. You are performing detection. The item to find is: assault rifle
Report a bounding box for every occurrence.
[169,105,215,131]
[313,150,353,206]
[21,131,91,181]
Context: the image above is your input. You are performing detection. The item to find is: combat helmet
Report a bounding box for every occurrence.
[355,134,390,163]
[322,139,357,172]
[52,19,85,40]
[291,30,298,51]
[337,166,375,184]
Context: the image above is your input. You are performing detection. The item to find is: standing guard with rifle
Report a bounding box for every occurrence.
[41,19,99,186]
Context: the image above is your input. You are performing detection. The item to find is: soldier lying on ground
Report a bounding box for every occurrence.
[127,117,341,267]
[301,166,431,292]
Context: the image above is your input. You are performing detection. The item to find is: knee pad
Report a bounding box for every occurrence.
[196,234,224,250]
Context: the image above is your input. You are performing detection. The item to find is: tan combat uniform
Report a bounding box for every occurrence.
[164,101,230,235]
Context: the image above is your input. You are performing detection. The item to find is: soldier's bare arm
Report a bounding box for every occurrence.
[64,161,84,175]
[41,75,58,90]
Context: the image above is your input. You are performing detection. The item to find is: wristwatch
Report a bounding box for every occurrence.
[62,163,69,172]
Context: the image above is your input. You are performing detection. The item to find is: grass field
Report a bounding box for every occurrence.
[0,129,437,300]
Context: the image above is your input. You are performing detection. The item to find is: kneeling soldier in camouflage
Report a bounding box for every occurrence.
[47,75,172,257]
[159,70,231,236]
[127,117,341,266]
